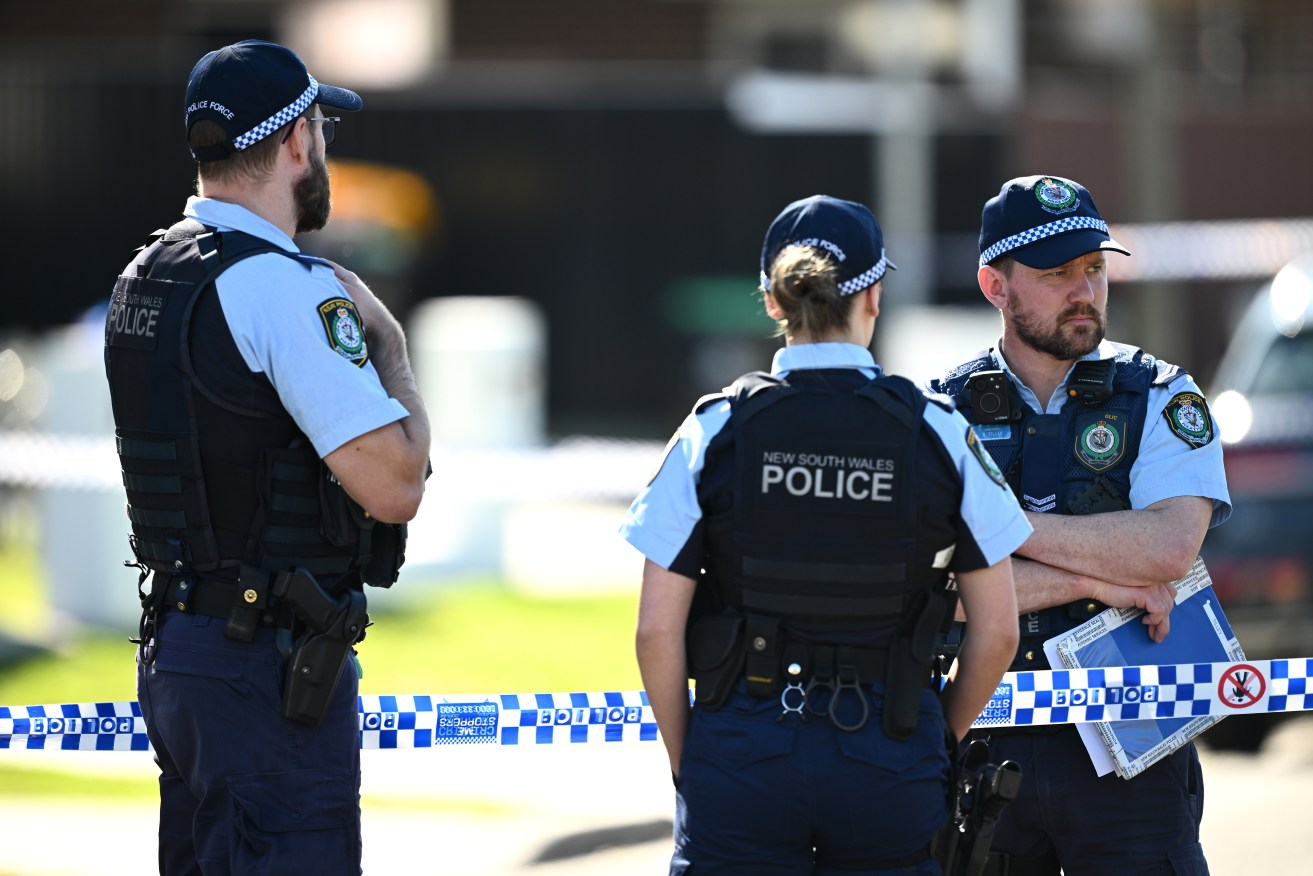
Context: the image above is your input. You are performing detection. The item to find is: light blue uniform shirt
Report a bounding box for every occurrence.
[985,339,1232,527]
[621,342,1033,572]
[183,197,409,458]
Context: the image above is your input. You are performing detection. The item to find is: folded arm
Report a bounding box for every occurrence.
[1015,495,1212,586]
[322,264,432,523]
[1005,557,1178,642]
[994,495,1211,641]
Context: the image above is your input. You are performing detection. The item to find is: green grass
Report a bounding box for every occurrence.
[0,582,642,705]
[358,583,644,695]
[0,570,642,804]
[0,761,156,800]
[0,636,139,705]
[0,531,44,634]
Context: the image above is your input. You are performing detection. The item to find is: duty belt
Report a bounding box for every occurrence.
[154,572,293,631]
[761,642,934,732]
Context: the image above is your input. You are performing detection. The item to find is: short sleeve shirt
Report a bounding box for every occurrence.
[183,197,409,457]
[987,339,1232,527]
[621,343,1034,575]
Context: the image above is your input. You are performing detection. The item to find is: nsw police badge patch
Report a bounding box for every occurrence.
[967,426,1007,488]
[317,297,369,367]
[1073,410,1125,472]
[1163,391,1213,448]
[1034,177,1079,215]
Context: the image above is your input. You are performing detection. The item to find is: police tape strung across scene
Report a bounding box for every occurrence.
[3,659,1312,751]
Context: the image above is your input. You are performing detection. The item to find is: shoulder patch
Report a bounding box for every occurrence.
[1162,391,1214,448]
[966,425,1007,488]
[317,297,369,367]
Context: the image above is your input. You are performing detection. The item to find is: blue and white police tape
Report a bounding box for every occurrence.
[3,658,1311,751]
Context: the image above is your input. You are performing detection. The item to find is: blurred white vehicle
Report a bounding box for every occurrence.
[1201,254,1313,749]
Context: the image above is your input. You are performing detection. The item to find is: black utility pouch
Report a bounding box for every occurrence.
[319,466,375,547]
[362,523,407,588]
[885,591,949,740]
[743,613,782,698]
[686,611,746,711]
[1064,474,1130,516]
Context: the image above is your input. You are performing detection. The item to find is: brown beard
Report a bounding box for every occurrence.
[294,150,331,234]
[1008,298,1107,361]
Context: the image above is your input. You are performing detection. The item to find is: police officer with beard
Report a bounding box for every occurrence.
[624,195,1030,875]
[930,175,1231,874]
[104,40,430,875]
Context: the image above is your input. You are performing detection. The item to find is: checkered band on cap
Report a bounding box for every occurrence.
[979,216,1110,267]
[761,249,891,296]
[838,252,891,295]
[231,76,319,152]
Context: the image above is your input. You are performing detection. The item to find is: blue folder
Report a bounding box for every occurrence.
[1044,557,1245,778]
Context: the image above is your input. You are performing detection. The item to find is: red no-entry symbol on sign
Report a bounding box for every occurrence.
[1218,664,1266,709]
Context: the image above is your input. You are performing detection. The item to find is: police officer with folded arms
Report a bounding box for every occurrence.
[930,175,1231,874]
[623,195,1030,874]
[104,40,430,874]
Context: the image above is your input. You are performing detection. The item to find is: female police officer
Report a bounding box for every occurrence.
[622,195,1030,875]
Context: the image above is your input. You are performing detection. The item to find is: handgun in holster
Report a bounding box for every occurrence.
[932,738,1023,876]
[273,567,369,726]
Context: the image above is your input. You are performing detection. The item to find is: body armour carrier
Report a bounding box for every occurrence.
[932,344,1186,670]
[690,369,957,738]
[105,220,376,589]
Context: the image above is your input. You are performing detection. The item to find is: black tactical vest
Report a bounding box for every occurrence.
[932,344,1181,669]
[104,220,373,586]
[701,370,953,646]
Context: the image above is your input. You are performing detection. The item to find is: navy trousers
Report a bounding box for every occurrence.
[985,725,1208,875]
[137,611,362,876]
[672,683,950,875]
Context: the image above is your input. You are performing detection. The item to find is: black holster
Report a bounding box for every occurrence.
[686,611,746,711]
[273,567,368,725]
[884,589,949,740]
[932,738,1023,876]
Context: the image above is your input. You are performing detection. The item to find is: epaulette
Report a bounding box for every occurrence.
[723,370,786,402]
[693,391,729,414]
[923,390,956,414]
[1151,358,1186,387]
[940,350,994,383]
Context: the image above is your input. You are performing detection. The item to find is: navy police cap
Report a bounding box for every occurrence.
[760,195,896,297]
[978,175,1130,269]
[184,40,362,162]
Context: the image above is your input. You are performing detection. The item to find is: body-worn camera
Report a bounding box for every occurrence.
[968,370,1012,424]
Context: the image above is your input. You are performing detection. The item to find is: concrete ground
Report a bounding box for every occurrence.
[3,716,1312,875]
[0,741,675,875]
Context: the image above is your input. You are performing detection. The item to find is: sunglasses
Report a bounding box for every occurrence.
[281,116,340,147]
